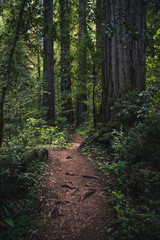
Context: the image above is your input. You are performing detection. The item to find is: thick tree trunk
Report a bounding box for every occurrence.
[102,0,146,124]
[60,0,73,124]
[0,0,26,147]
[43,0,55,123]
[76,0,87,126]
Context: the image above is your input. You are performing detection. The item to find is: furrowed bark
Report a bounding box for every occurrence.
[43,0,55,123]
[102,0,146,124]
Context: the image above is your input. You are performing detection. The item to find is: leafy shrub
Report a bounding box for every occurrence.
[0,117,72,239]
[11,118,71,149]
[0,145,47,240]
[111,105,160,169]
[83,86,160,239]
[111,89,152,129]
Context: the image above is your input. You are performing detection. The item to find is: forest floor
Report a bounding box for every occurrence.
[26,133,108,240]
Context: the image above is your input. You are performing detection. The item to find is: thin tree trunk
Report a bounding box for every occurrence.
[43,0,55,124]
[0,0,26,147]
[37,49,43,107]
[76,0,87,126]
[60,0,73,124]
[95,0,102,125]
[38,50,41,79]
[93,65,97,128]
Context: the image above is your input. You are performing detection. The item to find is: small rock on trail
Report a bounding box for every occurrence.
[25,133,108,240]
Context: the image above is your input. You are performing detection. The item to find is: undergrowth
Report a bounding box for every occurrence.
[0,146,48,240]
[83,88,160,240]
[75,122,93,138]
[0,117,71,240]
[9,118,72,149]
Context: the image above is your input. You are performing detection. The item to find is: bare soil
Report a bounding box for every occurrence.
[27,133,108,240]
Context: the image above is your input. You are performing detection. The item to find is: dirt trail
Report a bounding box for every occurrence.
[29,133,108,240]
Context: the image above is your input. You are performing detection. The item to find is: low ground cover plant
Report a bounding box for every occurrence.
[0,118,71,240]
[83,88,160,239]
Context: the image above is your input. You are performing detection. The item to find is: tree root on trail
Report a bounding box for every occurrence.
[80,189,96,201]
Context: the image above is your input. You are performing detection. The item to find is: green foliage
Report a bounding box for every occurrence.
[0,114,71,239]
[146,29,160,88]
[0,144,47,240]
[75,122,93,137]
[83,86,160,239]
[10,118,71,149]
[110,89,160,167]
[147,3,160,57]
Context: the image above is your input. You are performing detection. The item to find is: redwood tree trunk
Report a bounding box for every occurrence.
[76,0,87,126]
[95,0,103,125]
[43,0,55,123]
[102,0,146,124]
[60,0,73,124]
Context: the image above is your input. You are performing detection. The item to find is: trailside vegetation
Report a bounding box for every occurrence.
[83,86,160,239]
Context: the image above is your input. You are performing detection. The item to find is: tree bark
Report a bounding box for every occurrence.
[102,0,146,124]
[43,0,55,124]
[93,65,97,128]
[95,0,103,125]
[76,0,87,126]
[0,0,27,147]
[60,0,73,124]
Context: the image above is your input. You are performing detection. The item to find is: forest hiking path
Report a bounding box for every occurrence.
[30,133,108,240]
